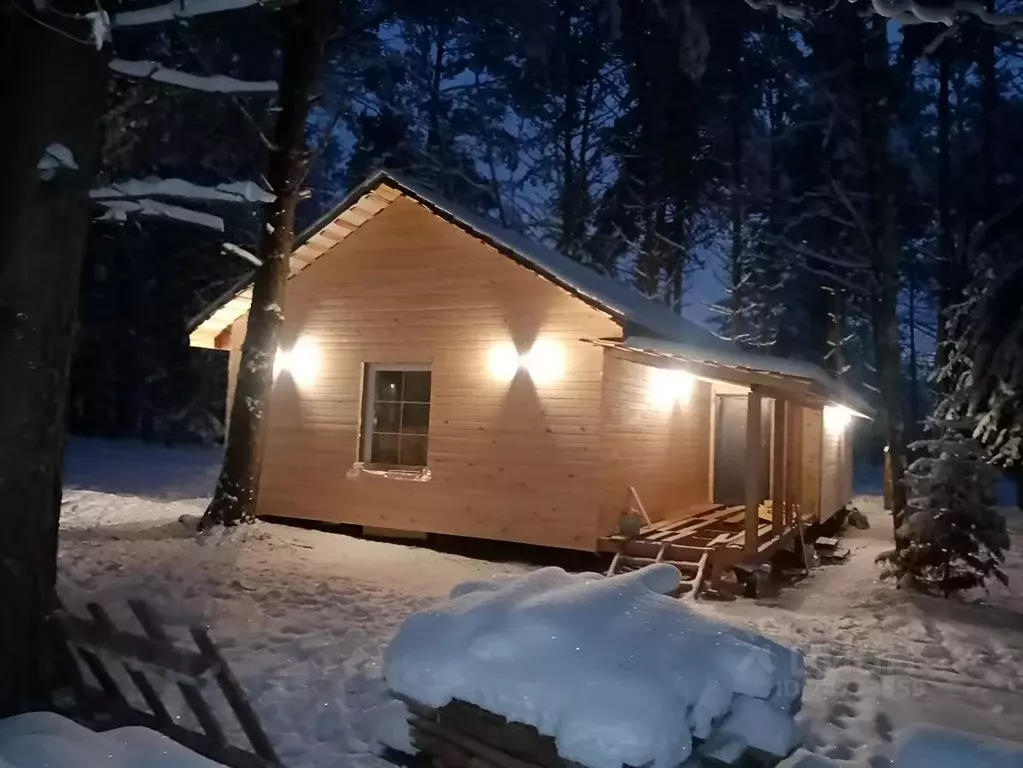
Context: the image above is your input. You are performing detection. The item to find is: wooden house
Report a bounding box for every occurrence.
[190,171,870,581]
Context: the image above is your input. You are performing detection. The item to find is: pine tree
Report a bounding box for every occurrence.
[877,423,1009,597]
[878,270,1011,596]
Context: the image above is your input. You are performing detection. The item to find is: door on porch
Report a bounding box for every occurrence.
[713,394,772,505]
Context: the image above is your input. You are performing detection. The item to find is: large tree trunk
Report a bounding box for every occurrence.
[935,44,953,370]
[979,3,997,222]
[202,0,330,527]
[906,256,921,437]
[0,12,107,713]
[728,16,744,342]
[860,15,908,539]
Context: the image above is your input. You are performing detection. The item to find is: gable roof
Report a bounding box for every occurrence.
[189,169,872,416]
[189,169,729,352]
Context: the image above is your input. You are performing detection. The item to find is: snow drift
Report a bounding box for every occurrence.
[383,564,805,768]
[0,712,223,768]
[895,724,1023,768]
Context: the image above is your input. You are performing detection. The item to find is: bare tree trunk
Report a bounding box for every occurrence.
[980,2,997,221]
[202,0,331,527]
[907,255,921,437]
[556,0,580,255]
[728,17,744,342]
[936,44,953,370]
[0,12,107,713]
[861,16,908,539]
[828,288,846,378]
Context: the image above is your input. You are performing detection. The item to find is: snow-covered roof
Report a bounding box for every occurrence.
[189,170,730,350]
[382,171,733,354]
[188,170,871,417]
[618,336,874,417]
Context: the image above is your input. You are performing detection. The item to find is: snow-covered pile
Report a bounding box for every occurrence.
[0,712,223,768]
[894,724,1023,768]
[383,564,805,768]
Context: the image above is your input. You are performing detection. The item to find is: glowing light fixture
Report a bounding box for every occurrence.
[275,337,319,386]
[487,339,566,385]
[823,404,853,432]
[649,367,693,409]
[521,339,565,385]
[487,342,521,381]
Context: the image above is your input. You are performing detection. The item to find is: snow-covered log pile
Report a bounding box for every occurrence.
[383,564,805,767]
[0,712,223,768]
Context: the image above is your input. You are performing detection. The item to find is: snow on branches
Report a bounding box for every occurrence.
[745,0,1023,36]
[112,0,266,27]
[91,178,274,204]
[877,423,1009,596]
[938,265,1023,467]
[109,60,277,93]
[90,178,274,230]
[37,144,79,180]
[96,199,225,230]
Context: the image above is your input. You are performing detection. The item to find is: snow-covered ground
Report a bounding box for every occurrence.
[59,438,1023,767]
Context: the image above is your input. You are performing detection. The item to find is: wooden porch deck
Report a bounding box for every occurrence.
[597,502,807,594]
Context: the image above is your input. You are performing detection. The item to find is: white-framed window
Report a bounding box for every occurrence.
[360,363,432,468]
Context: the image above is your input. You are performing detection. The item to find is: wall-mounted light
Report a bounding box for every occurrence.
[823,404,853,432]
[487,339,565,385]
[521,339,564,385]
[487,342,521,382]
[648,367,693,409]
[275,337,319,386]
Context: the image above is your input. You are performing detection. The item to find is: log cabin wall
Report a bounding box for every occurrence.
[227,197,620,550]
[820,413,852,521]
[800,406,824,521]
[596,351,713,535]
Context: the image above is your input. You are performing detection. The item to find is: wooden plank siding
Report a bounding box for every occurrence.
[231,197,621,550]
[800,406,823,521]
[220,192,855,552]
[819,418,852,521]
[597,351,712,536]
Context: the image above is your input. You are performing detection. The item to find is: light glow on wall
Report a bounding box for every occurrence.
[648,367,693,409]
[823,404,853,432]
[275,337,319,386]
[521,339,565,385]
[487,342,521,381]
[487,339,566,385]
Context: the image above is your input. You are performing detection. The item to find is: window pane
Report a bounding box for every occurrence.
[400,435,428,467]
[375,370,403,402]
[401,403,430,434]
[374,402,401,433]
[402,371,432,403]
[371,433,400,465]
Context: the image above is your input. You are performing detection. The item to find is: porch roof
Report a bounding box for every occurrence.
[595,336,874,418]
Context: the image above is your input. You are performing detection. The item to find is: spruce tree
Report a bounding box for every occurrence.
[877,423,1009,597]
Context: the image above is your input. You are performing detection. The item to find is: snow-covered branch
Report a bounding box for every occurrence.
[110,59,277,93]
[37,144,79,180]
[112,0,265,27]
[223,243,262,266]
[743,0,806,21]
[96,199,225,231]
[746,0,1023,34]
[869,0,1023,33]
[91,178,274,204]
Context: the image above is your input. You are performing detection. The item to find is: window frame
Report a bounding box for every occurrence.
[360,362,432,468]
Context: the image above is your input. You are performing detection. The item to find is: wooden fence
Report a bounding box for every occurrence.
[50,598,280,768]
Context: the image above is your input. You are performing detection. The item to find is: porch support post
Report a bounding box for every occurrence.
[745,391,763,556]
[785,403,802,530]
[772,399,787,537]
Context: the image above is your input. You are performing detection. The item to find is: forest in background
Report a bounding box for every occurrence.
[71,0,1023,462]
